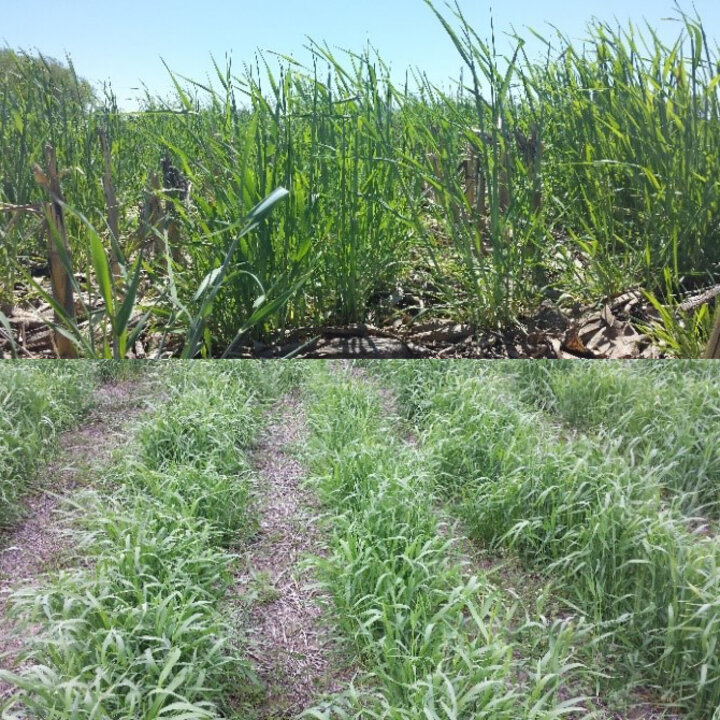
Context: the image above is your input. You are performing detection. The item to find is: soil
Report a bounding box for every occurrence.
[247,291,673,359]
[1,285,696,359]
[0,377,157,702]
[232,392,354,718]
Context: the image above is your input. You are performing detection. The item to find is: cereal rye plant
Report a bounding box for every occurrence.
[24,186,294,358]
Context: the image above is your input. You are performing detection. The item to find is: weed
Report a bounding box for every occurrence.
[0,363,95,529]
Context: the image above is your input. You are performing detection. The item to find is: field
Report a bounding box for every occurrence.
[1,2,720,358]
[1,360,720,719]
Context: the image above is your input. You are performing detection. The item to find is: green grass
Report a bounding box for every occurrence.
[4,361,720,718]
[0,362,297,719]
[2,2,719,355]
[507,361,720,514]
[300,364,589,719]
[0,363,97,530]
[370,360,720,718]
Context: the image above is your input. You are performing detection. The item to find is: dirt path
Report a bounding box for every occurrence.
[0,376,158,701]
[234,391,351,718]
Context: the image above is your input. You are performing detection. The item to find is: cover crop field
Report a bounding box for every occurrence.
[1,360,719,719]
[1,1,720,359]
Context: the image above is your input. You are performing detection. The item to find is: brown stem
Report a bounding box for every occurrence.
[37,145,77,359]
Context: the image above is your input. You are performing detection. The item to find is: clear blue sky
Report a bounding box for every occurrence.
[2,0,719,108]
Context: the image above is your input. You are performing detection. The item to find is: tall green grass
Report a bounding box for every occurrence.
[161,46,413,334]
[2,4,719,354]
[0,51,101,311]
[530,10,720,293]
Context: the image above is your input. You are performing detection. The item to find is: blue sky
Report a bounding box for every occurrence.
[2,1,719,108]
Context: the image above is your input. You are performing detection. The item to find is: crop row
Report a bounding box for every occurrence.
[0,363,296,719]
[0,363,100,530]
[371,361,720,718]
[509,362,720,514]
[301,364,587,719]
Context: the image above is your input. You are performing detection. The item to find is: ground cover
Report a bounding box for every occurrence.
[0,362,155,704]
[507,362,720,516]
[0,362,298,719]
[2,2,719,358]
[0,362,108,530]
[369,361,720,718]
[300,363,600,718]
[2,361,719,719]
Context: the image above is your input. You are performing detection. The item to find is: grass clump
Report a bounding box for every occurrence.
[301,365,585,719]
[0,363,96,530]
[6,506,244,719]
[509,361,720,514]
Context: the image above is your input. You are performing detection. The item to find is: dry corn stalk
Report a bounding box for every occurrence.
[465,124,543,217]
[137,157,188,261]
[162,156,188,264]
[33,144,77,358]
[139,171,163,255]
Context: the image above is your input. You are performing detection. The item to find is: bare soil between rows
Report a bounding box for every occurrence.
[232,392,354,717]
